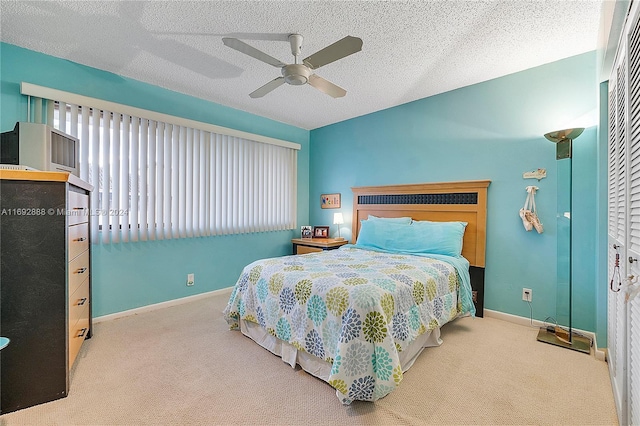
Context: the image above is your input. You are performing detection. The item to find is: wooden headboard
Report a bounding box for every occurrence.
[351,180,491,315]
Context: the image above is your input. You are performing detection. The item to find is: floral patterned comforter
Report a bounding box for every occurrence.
[223,245,471,403]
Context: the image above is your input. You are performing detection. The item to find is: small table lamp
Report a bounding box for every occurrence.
[333,212,344,240]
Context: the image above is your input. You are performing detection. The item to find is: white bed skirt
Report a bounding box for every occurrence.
[240,319,443,399]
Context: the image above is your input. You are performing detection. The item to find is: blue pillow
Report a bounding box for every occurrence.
[410,220,467,256]
[356,219,467,257]
[367,215,412,224]
[356,220,403,250]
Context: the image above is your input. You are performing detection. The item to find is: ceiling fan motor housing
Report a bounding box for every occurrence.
[282,64,311,85]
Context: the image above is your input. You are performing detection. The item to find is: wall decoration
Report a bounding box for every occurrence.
[321,193,341,209]
[301,225,312,238]
[523,168,546,180]
[313,226,329,238]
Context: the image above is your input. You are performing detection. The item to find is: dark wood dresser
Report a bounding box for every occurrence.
[0,170,93,414]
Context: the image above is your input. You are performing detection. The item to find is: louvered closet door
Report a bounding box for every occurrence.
[627,4,640,424]
[608,53,628,425]
[609,3,640,424]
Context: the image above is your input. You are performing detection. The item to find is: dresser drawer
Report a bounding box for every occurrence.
[69,250,89,295]
[68,278,89,327]
[68,308,89,368]
[68,191,89,225]
[68,223,89,261]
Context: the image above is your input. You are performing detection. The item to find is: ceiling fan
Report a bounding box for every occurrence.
[222,34,362,98]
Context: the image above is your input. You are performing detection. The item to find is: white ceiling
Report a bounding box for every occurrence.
[0,0,605,130]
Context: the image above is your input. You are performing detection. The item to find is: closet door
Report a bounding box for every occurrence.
[609,3,640,424]
[608,49,628,426]
[627,4,640,423]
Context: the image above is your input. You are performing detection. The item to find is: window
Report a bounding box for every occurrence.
[22,91,300,244]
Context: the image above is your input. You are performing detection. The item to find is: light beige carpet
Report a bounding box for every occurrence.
[1,292,618,425]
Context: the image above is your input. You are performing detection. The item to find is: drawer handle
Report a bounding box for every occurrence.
[77,328,88,338]
[72,207,85,210]
[75,237,87,242]
[77,297,88,306]
[77,267,87,274]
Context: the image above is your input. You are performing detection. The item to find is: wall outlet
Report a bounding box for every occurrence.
[522,288,532,302]
[187,273,195,286]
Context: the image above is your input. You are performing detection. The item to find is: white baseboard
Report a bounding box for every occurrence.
[484,309,606,362]
[93,294,607,362]
[94,287,234,323]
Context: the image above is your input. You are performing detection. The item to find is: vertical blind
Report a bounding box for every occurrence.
[27,96,298,244]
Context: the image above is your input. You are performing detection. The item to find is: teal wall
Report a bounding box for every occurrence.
[309,52,604,337]
[0,43,310,316]
[1,43,607,341]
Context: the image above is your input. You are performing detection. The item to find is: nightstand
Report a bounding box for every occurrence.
[291,238,348,255]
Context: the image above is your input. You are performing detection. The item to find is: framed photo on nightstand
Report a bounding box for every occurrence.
[301,226,312,238]
[313,226,329,238]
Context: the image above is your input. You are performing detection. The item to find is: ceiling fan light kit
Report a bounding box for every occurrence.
[282,64,310,85]
[222,33,362,98]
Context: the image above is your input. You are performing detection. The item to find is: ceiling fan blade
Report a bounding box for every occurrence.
[222,38,286,68]
[303,36,363,70]
[308,74,346,98]
[249,77,285,98]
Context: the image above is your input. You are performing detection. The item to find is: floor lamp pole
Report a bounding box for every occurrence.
[568,154,573,344]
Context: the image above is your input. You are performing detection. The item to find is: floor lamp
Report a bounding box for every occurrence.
[536,128,590,354]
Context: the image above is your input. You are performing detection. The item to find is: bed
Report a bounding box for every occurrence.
[223,180,490,403]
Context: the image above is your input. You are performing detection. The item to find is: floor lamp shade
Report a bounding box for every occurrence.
[544,128,584,160]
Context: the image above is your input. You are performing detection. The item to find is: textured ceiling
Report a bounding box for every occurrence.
[0,0,604,130]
